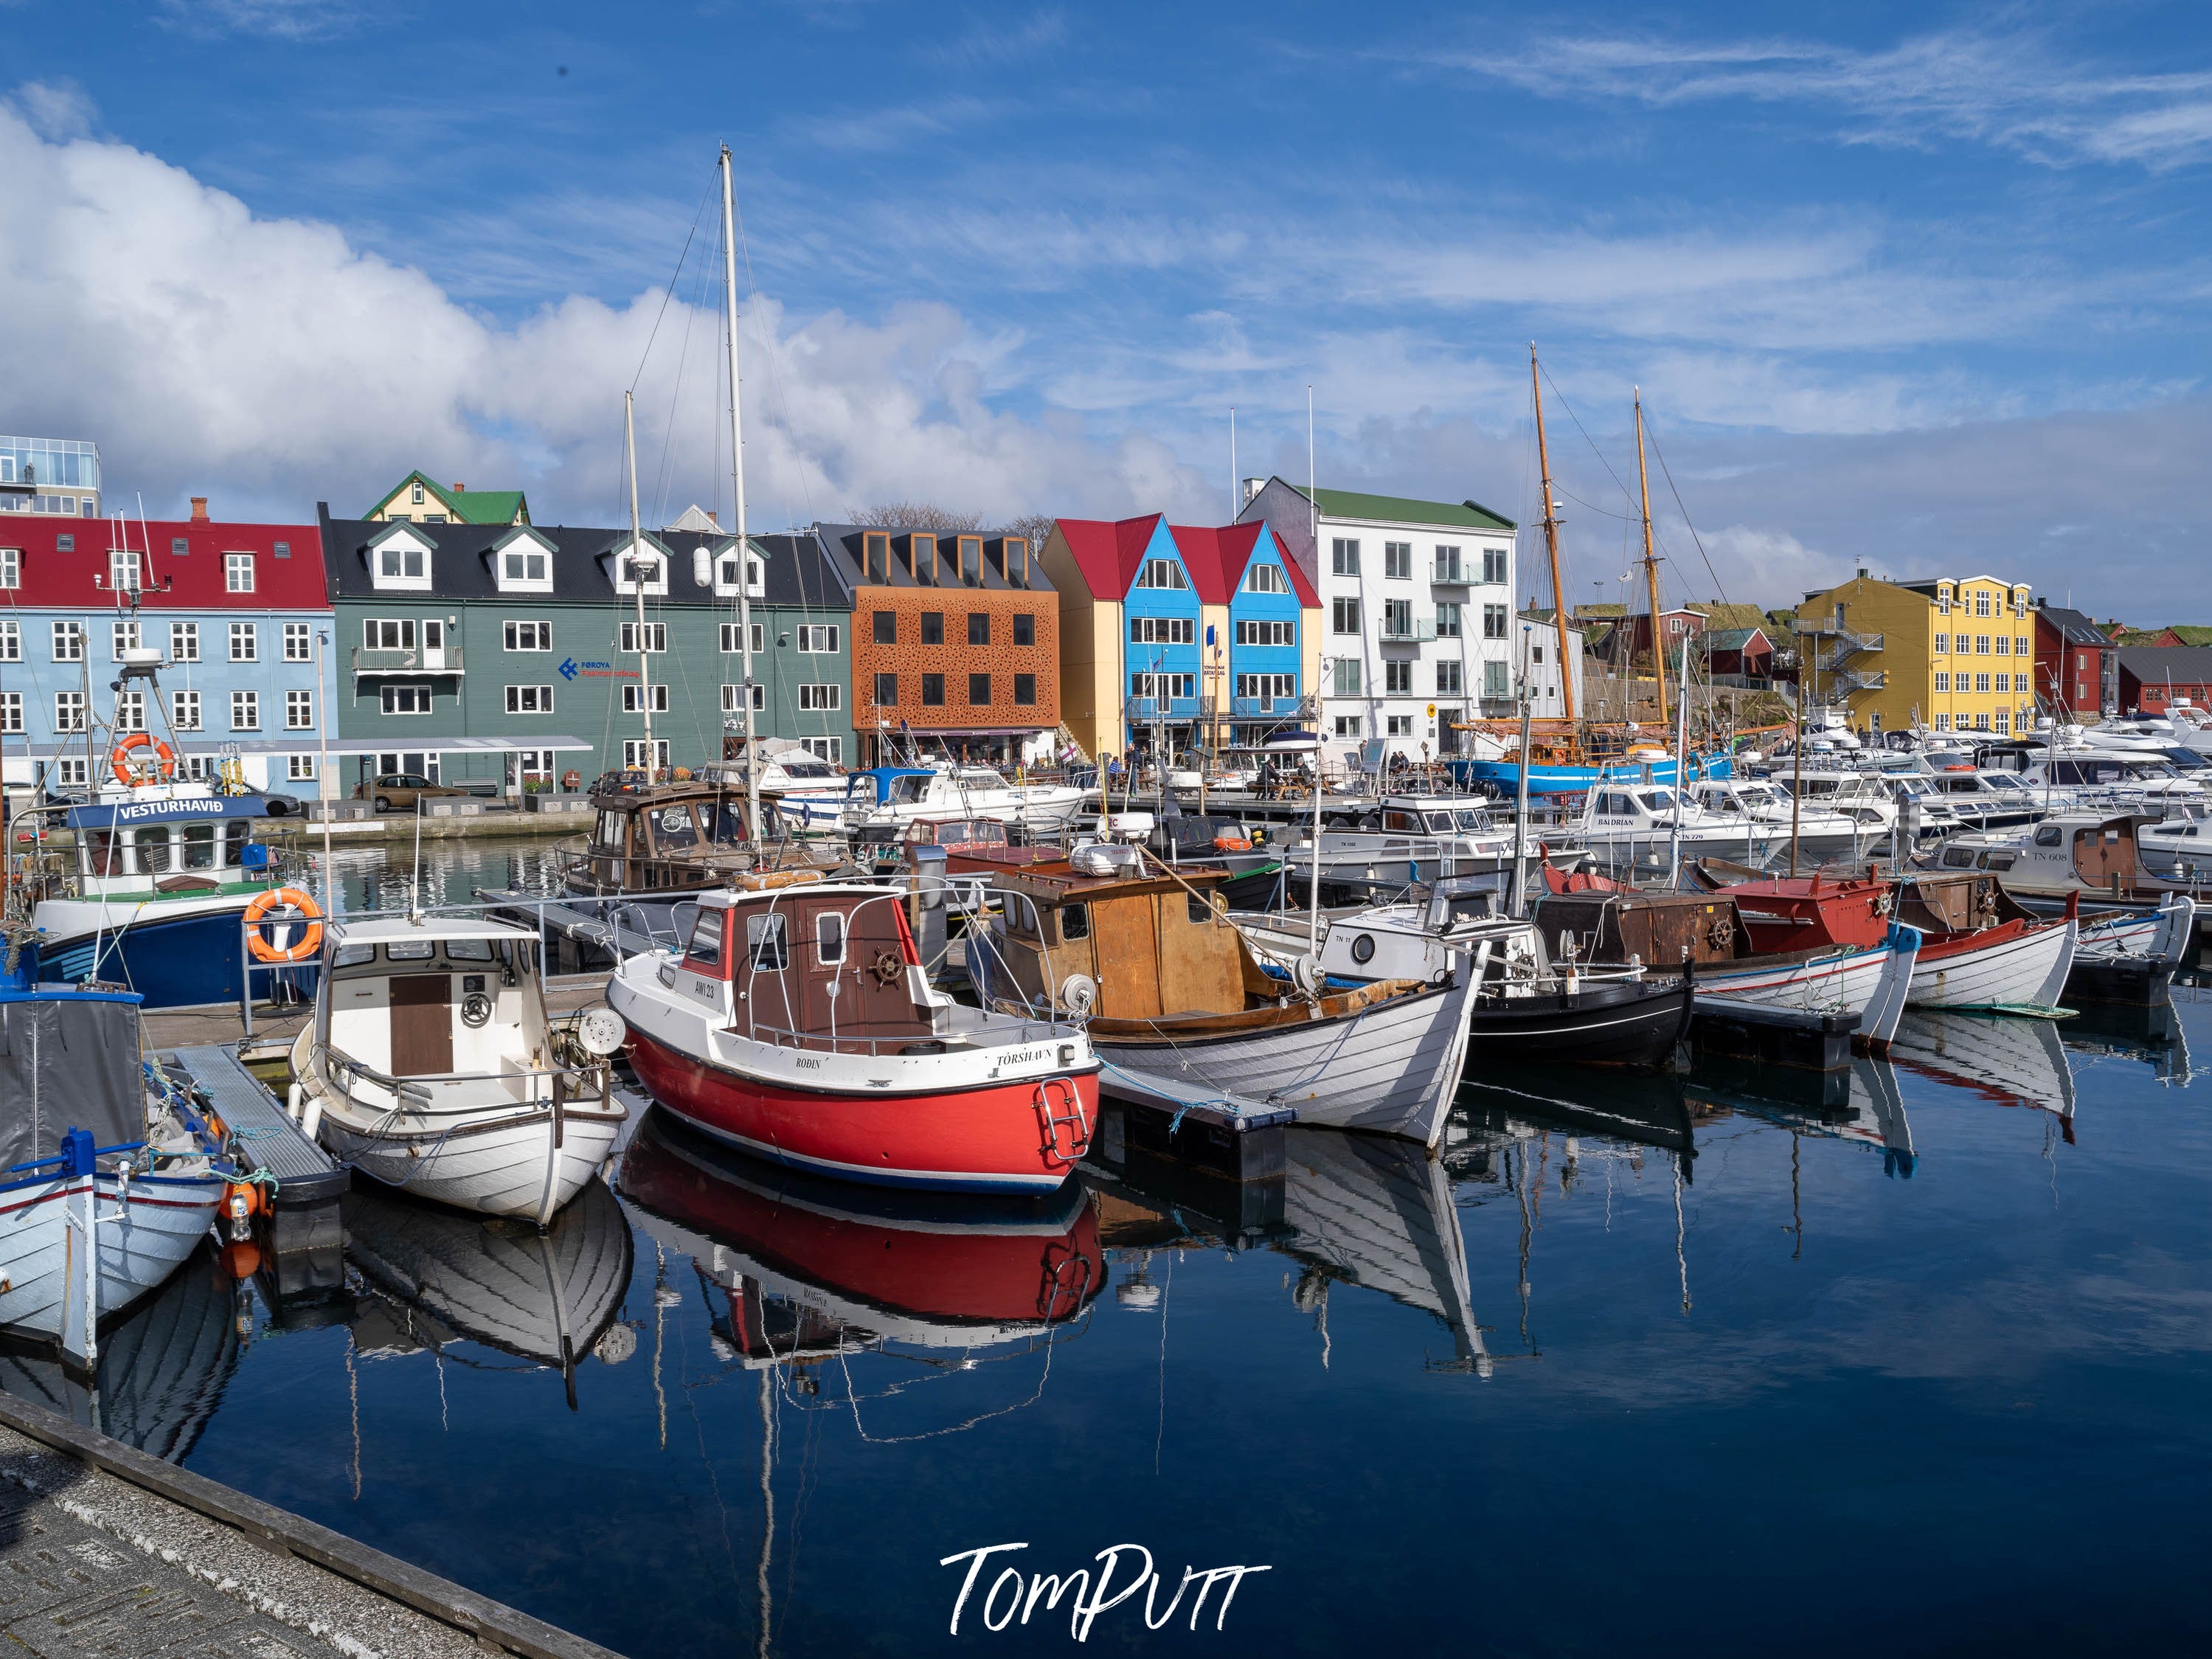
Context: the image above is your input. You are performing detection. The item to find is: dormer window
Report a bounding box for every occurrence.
[410,483,425,505]
[908,533,938,583]
[957,535,982,585]
[1244,563,1288,595]
[493,527,555,593]
[713,541,767,598]
[864,531,890,583]
[1135,558,1188,591]
[611,536,669,595]
[109,549,142,592]
[1936,583,1952,615]
[368,525,433,591]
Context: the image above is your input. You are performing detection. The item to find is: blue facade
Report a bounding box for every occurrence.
[1121,517,1203,735]
[1227,523,1303,738]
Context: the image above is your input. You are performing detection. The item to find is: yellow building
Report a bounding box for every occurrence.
[1796,572,2036,738]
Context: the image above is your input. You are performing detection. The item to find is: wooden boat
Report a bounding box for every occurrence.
[288,915,628,1223]
[609,883,1100,1193]
[973,862,1475,1147]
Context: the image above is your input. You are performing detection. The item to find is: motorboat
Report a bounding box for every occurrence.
[288,915,629,1223]
[1570,781,1789,871]
[1277,794,1523,900]
[797,764,1089,838]
[1450,744,1736,798]
[1922,811,2196,901]
[0,954,235,1362]
[610,881,1100,1193]
[1686,778,1872,862]
[1765,770,1904,839]
[973,860,1476,1148]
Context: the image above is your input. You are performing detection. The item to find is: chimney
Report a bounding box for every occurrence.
[452,482,465,492]
[1241,477,1266,508]
[190,496,209,522]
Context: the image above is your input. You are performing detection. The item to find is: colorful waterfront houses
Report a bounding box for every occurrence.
[1796,571,2036,738]
[0,509,336,795]
[2031,601,2115,718]
[315,508,856,792]
[1041,513,1317,761]
[814,522,1059,769]
[363,471,530,527]
[1235,478,1517,769]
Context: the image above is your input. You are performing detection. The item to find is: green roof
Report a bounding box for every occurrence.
[365,470,530,525]
[1291,484,1515,532]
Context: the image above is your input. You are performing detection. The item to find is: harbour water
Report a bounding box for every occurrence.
[18,838,2212,1654]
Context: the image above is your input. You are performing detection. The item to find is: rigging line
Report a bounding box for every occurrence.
[650,230,720,534]
[1642,416,1731,608]
[1554,484,1637,523]
[727,159,822,534]
[628,169,720,395]
[1538,360,1637,508]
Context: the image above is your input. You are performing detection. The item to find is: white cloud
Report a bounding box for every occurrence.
[0,100,1214,529]
[154,0,364,40]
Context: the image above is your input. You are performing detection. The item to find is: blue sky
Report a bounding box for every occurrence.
[4,0,2211,614]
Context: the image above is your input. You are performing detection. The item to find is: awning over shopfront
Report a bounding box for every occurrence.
[4,735,597,758]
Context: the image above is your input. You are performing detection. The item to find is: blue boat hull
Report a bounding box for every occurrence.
[1451,752,1736,797]
[38,908,319,1010]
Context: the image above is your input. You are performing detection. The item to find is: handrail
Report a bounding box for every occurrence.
[319,1042,608,1112]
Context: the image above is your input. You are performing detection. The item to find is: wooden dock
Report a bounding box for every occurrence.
[0,1392,620,1658]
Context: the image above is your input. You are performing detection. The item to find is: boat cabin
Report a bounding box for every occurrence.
[985,867,1271,1020]
[1531,890,1755,967]
[66,795,273,896]
[577,775,800,894]
[1934,811,2163,894]
[319,918,550,1101]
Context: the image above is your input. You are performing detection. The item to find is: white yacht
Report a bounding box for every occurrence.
[1277,796,1524,894]
[786,763,1089,837]
[1767,769,1903,837]
[1687,780,1872,862]
[1570,783,1786,870]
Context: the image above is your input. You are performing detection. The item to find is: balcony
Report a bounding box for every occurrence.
[1431,564,1471,587]
[1124,696,1201,723]
[1230,694,1308,718]
[1828,668,1887,696]
[1379,615,1438,645]
[353,645,465,678]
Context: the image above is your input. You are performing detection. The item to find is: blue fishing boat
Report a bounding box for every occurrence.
[1450,748,1736,797]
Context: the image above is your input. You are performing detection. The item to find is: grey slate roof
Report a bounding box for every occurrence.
[2039,603,2109,649]
[2117,645,2212,682]
[812,522,1055,593]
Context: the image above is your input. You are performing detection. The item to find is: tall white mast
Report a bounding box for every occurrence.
[625,390,653,774]
[721,143,760,843]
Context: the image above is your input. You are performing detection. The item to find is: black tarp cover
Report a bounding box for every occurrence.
[0,994,144,1172]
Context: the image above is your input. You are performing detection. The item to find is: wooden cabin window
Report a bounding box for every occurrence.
[685,912,725,969]
[746,913,788,972]
[1187,892,1216,925]
[1059,903,1089,941]
[651,804,700,851]
[817,911,847,966]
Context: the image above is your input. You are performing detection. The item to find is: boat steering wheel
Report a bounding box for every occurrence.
[870,949,906,986]
[460,991,494,1028]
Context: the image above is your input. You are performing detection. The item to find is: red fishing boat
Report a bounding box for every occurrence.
[608,880,1100,1193]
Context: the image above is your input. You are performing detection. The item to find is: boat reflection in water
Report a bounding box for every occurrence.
[0,1245,238,1458]
[2063,998,2195,1087]
[344,1179,634,1410]
[619,1108,1103,1427]
[1690,1055,1917,1179]
[1889,1012,2078,1142]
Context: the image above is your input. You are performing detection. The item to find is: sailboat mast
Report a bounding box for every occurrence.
[1634,389,1668,728]
[721,143,760,842]
[1530,346,1574,726]
[625,391,653,774]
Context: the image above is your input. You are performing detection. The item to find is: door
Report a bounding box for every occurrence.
[422,620,446,671]
[389,975,454,1077]
[1091,896,1162,1019]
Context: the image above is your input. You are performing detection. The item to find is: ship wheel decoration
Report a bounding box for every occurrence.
[1707,913,1736,951]
[870,949,906,986]
[1873,890,1893,915]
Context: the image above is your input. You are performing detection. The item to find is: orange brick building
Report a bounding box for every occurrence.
[816,522,1061,766]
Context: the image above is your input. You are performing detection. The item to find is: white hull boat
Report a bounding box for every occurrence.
[1692,928,1919,1048]
[1907,915,2076,1010]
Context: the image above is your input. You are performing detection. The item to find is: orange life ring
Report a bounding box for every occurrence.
[1943,764,1973,772]
[111,732,177,785]
[243,887,324,962]
[1213,834,1252,851]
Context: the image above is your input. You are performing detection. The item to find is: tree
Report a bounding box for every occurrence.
[846,501,984,531]
[1006,512,1056,550]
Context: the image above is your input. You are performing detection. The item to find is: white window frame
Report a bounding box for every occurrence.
[1331,538,1359,577]
[283,622,312,662]
[1383,541,1412,580]
[288,755,317,781]
[496,530,556,593]
[0,547,18,589]
[370,527,433,591]
[380,684,433,716]
[612,540,669,596]
[796,624,840,654]
[223,551,256,593]
[285,689,314,730]
[1244,563,1288,595]
[230,690,260,730]
[720,622,766,655]
[172,689,201,730]
[504,620,553,652]
[110,548,142,592]
[622,738,670,771]
[363,617,416,651]
[619,620,667,654]
[721,683,766,713]
[229,621,258,662]
[623,682,670,713]
[111,618,140,659]
[1436,660,1463,696]
[0,619,17,662]
[798,682,842,711]
[1133,558,1188,591]
[54,691,87,732]
[505,684,555,713]
[0,690,19,733]
[52,620,83,662]
[1384,659,1413,696]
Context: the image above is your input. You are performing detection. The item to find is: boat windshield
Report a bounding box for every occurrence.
[957,769,1009,789]
[1640,789,1677,812]
[1423,812,1455,832]
[1985,774,2031,792]
[1453,808,1491,831]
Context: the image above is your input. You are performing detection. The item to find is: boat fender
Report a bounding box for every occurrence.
[285,1081,304,1123]
[301,1097,324,1140]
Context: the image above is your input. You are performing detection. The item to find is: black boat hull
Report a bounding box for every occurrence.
[1463,977,1692,1071]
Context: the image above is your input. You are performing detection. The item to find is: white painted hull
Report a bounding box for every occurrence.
[1692,930,1917,1047]
[321,1106,622,1222]
[2076,896,2194,967]
[1908,921,2076,1010]
[0,1173,223,1342]
[1091,974,1476,1149]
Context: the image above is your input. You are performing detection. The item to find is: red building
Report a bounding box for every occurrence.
[2117,647,2212,716]
[2031,602,2112,717]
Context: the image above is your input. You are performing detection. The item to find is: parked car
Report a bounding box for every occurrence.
[355,772,472,812]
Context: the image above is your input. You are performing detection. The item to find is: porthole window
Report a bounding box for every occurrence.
[1349,932,1376,965]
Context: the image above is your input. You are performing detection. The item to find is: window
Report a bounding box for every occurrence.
[364,618,415,651]
[1235,619,1295,646]
[231,690,260,730]
[1384,659,1413,696]
[1436,660,1463,695]
[1384,541,1412,579]
[1331,538,1360,577]
[1974,591,1992,617]
[1129,672,1196,700]
[1235,672,1296,704]
[288,755,316,781]
[1334,714,1361,736]
[1130,616,1195,645]
[617,550,666,592]
[505,621,552,652]
[797,625,839,654]
[1433,546,1463,581]
[1974,672,1991,693]
[377,540,427,584]
[801,735,845,763]
[873,611,896,645]
[620,621,667,653]
[2015,635,2030,656]
[1934,633,1949,655]
[1994,634,2010,656]
[1060,904,1089,942]
[1383,598,1414,637]
[1533,645,1544,663]
[109,548,141,592]
[1483,604,1508,640]
[968,612,989,646]
[229,622,257,662]
[921,673,945,706]
[1387,715,1414,736]
[113,690,146,731]
[411,483,426,505]
[0,620,15,662]
[112,618,139,658]
[719,621,766,655]
[864,532,891,583]
[1482,547,1509,584]
[52,621,83,662]
[1333,659,1361,696]
[622,738,670,771]
[1436,602,1462,638]
[1331,597,1361,634]
[501,547,549,586]
[815,912,845,968]
[505,685,554,713]
[1975,634,1991,655]
[1937,585,1952,615]
[0,692,18,733]
[623,683,670,713]
[0,548,18,589]
[55,691,86,732]
[1013,613,1036,647]
[1973,711,1991,730]
[968,673,991,704]
[1246,563,1289,594]
[1013,673,1036,705]
[1483,660,1510,699]
[874,673,898,706]
[1935,672,1950,692]
[798,683,842,711]
[721,682,766,713]
[283,622,312,661]
[172,690,201,730]
[1994,710,2011,733]
[224,552,255,592]
[285,690,314,729]
[1994,673,2010,693]
[920,610,945,646]
[1134,558,1188,589]
[381,684,432,715]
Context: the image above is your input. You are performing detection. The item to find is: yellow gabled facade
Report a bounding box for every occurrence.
[1796,573,2036,738]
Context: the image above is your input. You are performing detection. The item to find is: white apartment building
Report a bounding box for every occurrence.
[1516,609,1586,718]
[1237,478,1516,770]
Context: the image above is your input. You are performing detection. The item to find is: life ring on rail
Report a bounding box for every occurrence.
[1213,834,1252,852]
[111,732,178,785]
[243,887,325,963]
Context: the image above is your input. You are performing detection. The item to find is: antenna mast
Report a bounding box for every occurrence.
[721,144,760,843]
[1530,345,1574,727]
[625,390,653,772]
[1634,387,1667,728]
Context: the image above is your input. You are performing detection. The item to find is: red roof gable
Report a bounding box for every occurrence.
[0,518,328,609]
[1054,514,1164,601]
[1168,520,1318,609]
